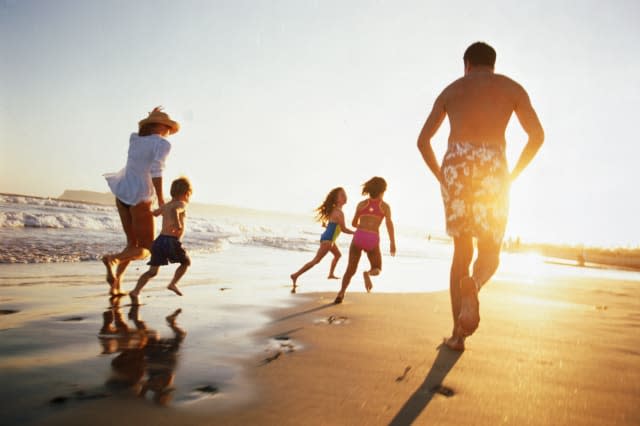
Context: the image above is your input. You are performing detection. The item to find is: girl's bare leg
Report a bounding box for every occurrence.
[363,245,382,292]
[335,243,362,303]
[290,242,332,289]
[327,244,342,279]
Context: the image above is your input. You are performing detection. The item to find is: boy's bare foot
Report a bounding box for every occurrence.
[102,255,117,286]
[168,284,183,296]
[444,335,465,351]
[327,274,340,279]
[363,271,373,292]
[458,276,480,336]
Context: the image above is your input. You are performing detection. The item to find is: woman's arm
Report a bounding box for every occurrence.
[152,177,164,207]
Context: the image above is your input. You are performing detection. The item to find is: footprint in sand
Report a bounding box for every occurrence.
[430,385,455,397]
[0,309,19,315]
[261,337,300,364]
[59,316,85,322]
[395,366,412,382]
[314,315,349,325]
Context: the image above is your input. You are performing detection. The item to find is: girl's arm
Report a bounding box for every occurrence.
[352,201,365,228]
[383,203,396,256]
[336,210,354,234]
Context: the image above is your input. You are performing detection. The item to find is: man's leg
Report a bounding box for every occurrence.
[472,235,501,290]
[445,235,473,350]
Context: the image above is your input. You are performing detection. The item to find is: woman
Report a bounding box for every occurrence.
[102,107,180,296]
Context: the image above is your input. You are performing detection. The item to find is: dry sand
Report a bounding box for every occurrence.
[42,272,640,426]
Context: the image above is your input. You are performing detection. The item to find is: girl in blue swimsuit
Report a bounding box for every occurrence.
[290,187,354,292]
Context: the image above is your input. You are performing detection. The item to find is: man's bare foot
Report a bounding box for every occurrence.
[458,276,480,336]
[334,291,345,304]
[444,335,465,351]
[328,274,340,280]
[102,255,117,286]
[363,271,373,292]
[168,284,183,296]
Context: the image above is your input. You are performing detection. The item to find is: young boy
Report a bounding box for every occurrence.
[130,177,192,303]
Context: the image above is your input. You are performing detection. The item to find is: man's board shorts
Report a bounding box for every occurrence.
[440,142,510,246]
[148,235,191,266]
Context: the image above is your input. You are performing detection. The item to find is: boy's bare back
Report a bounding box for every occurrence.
[155,199,187,239]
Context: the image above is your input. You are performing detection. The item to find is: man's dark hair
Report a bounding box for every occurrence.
[463,42,496,67]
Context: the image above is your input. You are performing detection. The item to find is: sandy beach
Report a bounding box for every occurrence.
[1,247,637,426]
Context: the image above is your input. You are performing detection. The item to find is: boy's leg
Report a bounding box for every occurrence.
[129,266,159,300]
[167,263,188,296]
[328,244,342,279]
[335,243,362,303]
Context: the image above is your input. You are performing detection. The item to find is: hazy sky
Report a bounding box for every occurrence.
[1,0,639,246]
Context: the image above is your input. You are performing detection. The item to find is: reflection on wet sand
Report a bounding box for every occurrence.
[98,296,186,406]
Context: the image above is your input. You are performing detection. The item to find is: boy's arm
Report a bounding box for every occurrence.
[384,203,396,256]
[337,210,354,234]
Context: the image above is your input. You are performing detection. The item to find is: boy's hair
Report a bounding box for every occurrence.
[170,177,192,198]
[362,176,387,198]
[463,41,496,67]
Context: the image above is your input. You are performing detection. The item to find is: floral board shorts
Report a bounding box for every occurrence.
[440,142,510,245]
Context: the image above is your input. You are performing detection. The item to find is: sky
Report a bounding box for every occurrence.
[1,0,639,247]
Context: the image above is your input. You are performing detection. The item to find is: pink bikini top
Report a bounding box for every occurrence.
[355,199,385,221]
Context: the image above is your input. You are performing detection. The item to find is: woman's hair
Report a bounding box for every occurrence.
[362,177,387,198]
[315,187,344,226]
[139,122,172,137]
[170,177,192,198]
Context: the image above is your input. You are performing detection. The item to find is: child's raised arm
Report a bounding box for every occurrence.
[336,209,354,235]
[383,203,396,256]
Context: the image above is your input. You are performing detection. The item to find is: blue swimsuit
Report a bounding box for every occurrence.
[320,222,341,243]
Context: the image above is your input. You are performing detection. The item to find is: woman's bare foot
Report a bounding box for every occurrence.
[458,276,480,336]
[102,255,117,286]
[327,274,340,280]
[168,284,183,296]
[363,271,373,292]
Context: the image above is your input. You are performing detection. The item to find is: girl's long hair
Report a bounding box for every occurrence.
[315,187,344,226]
[362,176,387,198]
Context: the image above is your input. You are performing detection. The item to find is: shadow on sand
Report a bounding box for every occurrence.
[270,302,336,323]
[389,345,463,425]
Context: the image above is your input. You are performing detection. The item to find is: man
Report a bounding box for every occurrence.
[417,42,544,351]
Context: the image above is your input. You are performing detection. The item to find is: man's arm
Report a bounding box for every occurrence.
[510,87,545,182]
[417,93,447,184]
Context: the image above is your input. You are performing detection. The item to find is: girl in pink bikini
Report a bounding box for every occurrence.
[334,177,396,304]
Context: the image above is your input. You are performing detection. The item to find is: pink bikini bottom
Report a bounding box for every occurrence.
[352,229,380,252]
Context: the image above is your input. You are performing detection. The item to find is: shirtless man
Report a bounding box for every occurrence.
[130,177,193,303]
[417,42,544,350]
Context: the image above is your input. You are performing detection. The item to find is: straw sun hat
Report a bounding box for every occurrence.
[138,106,180,134]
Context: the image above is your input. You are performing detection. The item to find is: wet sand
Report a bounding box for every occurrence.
[36,271,640,425]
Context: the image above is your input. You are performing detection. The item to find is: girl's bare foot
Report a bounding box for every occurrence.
[363,271,373,292]
[458,277,480,336]
[168,284,183,296]
[327,274,340,279]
